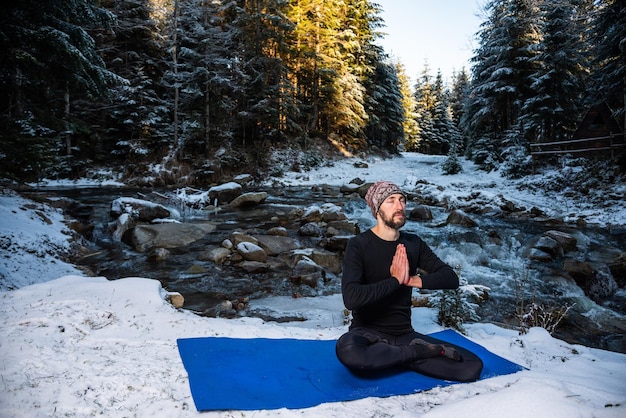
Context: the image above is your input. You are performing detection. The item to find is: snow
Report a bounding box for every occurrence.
[110,196,169,213]
[0,190,84,290]
[209,181,241,193]
[264,152,626,229]
[1,153,625,417]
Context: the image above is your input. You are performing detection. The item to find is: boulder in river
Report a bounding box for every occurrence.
[208,182,242,205]
[230,192,267,207]
[236,241,268,262]
[111,197,170,221]
[130,222,216,252]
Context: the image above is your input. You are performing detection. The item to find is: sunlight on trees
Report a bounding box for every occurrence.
[0,0,623,183]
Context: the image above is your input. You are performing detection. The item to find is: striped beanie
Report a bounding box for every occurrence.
[364,181,405,218]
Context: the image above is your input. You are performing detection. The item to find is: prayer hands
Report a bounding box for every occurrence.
[390,244,423,288]
[390,244,409,285]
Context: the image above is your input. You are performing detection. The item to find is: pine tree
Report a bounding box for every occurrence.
[363,58,404,152]
[0,0,119,180]
[449,68,471,131]
[520,0,587,143]
[588,0,626,129]
[232,0,296,149]
[463,0,543,169]
[412,67,458,155]
[90,0,172,167]
[396,62,419,150]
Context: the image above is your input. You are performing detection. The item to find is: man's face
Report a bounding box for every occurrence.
[378,193,406,230]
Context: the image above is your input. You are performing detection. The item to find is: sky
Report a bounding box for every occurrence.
[375,0,486,83]
[1,153,625,417]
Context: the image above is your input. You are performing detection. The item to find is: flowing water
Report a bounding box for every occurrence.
[27,185,626,353]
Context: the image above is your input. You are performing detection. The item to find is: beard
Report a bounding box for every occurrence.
[381,210,406,230]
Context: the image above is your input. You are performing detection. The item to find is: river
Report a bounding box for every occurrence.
[26,185,626,354]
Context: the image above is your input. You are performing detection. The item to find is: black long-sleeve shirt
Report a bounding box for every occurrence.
[342,229,459,335]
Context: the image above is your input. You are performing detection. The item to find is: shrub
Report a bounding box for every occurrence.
[429,266,489,333]
[514,268,574,335]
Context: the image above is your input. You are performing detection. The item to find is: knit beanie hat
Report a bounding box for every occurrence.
[364,181,405,218]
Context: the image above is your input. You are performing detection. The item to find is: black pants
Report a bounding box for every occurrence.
[335,327,483,382]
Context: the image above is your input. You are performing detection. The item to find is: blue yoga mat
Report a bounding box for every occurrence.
[177,329,525,411]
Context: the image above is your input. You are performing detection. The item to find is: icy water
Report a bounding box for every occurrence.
[28,185,626,353]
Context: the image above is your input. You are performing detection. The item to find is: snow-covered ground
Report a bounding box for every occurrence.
[1,153,625,417]
[265,152,626,229]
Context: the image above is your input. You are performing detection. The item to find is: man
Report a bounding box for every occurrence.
[335,180,483,382]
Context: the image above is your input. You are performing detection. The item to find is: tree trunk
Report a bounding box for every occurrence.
[65,83,71,156]
[171,0,180,157]
[205,75,210,155]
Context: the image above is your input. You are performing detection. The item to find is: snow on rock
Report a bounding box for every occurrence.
[236,240,268,262]
[110,197,171,221]
[208,181,242,204]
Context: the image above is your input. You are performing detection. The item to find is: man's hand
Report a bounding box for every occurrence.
[407,274,423,288]
[390,244,409,284]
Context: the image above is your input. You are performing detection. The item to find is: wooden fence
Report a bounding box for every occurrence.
[530,132,625,172]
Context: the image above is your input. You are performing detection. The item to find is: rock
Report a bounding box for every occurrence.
[202,300,237,318]
[238,260,268,273]
[301,206,323,223]
[166,292,184,308]
[349,177,365,185]
[199,247,231,264]
[291,256,324,288]
[530,206,547,217]
[563,259,593,284]
[147,247,170,262]
[208,182,242,205]
[327,220,359,235]
[545,230,577,253]
[587,266,619,302]
[229,231,258,246]
[487,230,502,245]
[233,173,254,186]
[111,197,170,221]
[66,219,94,237]
[308,249,342,274]
[499,195,525,213]
[131,222,216,252]
[409,205,433,221]
[534,236,564,258]
[449,231,483,246]
[287,248,341,274]
[230,192,267,207]
[254,235,298,256]
[320,235,352,252]
[325,226,341,237]
[236,241,267,262]
[564,260,618,301]
[340,183,361,194]
[529,248,553,262]
[609,253,626,287]
[49,197,94,220]
[188,264,207,274]
[319,203,347,222]
[112,212,136,242]
[267,226,288,236]
[298,222,322,237]
[446,210,478,228]
[357,183,373,198]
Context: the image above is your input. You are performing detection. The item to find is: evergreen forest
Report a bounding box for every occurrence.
[1,0,624,185]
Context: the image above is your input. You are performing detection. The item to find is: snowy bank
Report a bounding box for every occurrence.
[0,275,625,417]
